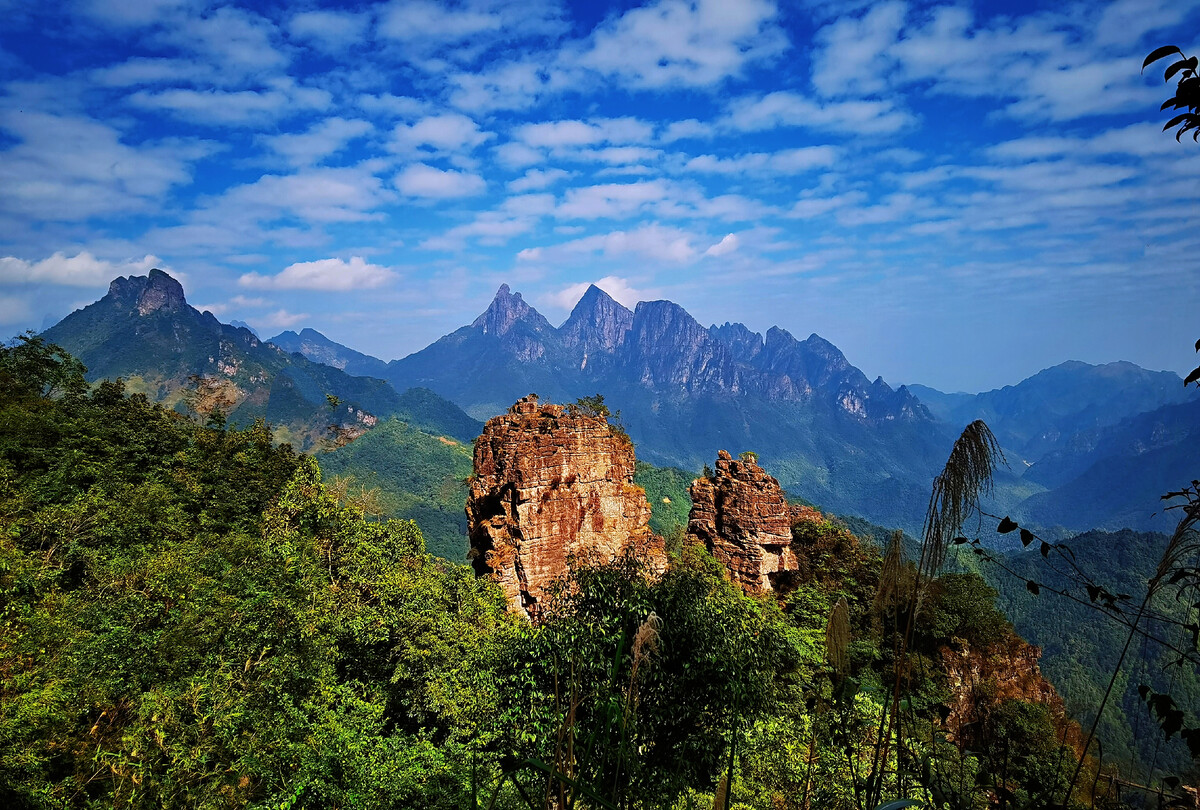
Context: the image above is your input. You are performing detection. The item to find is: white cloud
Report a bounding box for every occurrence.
[724,91,915,135]
[239,256,395,291]
[76,0,195,29]
[0,110,213,221]
[787,191,867,219]
[288,9,369,53]
[130,80,332,127]
[357,93,429,119]
[684,146,837,175]
[90,57,216,88]
[195,165,395,226]
[809,1,905,97]
[659,119,715,143]
[377,0,566,64]
[390,114,493,154]
[420,215,536,251]
[705,233,740,256]
[153,5,288,79]
[556,180,671,219]
[494,142,545,169]
[569,0,787,88]
[446,60,558,112]
[521,224,699,264]
[259,309,310,329]
[543,275,648,310]
[264,118,373,166]
[507,168,571,192]
[395,163,487,198]
[0,252,168,286]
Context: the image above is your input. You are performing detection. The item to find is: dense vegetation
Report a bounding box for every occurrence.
[2,336,1193,809]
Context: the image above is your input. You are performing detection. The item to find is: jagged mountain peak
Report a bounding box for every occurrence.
[710,322,765,363]
[560,284,633,353]
[105,268,187,316]
[471,284,552,337]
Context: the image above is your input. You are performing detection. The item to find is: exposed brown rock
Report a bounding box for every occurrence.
[688,450,799,591]
[467,395,663,619]
[940,631,1081,751]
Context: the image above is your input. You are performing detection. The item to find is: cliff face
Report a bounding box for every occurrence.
[940,631,1079,750]
[687,450,799,591]
[467,396,663,618]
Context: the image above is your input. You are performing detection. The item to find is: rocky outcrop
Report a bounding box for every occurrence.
[687,450,799,591]
[940,632,1080,750]
[467,395,663,619]
[106,268,187,316]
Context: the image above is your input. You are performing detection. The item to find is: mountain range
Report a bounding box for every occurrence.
[268,283,1196,536]
[34,270,1197,539]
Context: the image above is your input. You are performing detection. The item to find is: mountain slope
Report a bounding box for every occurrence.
[318,416,475,560]
[42,269,405,450]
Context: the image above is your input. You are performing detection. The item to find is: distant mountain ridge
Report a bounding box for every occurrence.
[909,360,1194,462]
[269,328,391,379]
[48,272,1196,537]
[359,284,947,532]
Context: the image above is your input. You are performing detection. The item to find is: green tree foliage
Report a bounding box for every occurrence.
[0,340,516,808]
[0,338,1109,809]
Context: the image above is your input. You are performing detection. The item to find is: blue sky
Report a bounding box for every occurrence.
[1,0,1198,392]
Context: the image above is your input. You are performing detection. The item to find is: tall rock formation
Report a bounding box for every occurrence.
[687,450,799,591]
[467,395,663,618]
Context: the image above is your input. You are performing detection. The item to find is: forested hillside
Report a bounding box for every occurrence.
[1,335,1130,809]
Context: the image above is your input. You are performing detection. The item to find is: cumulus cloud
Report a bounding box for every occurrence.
[377,0,567,64]
[543,275,649,310]
[263,117,373,166]
[520,224,699,264]
[130,80,332,127]
[259,309,310,329]
[507,168,571,192]
[239,256,395,291]
[198,166,394,224]
[395,163,487,198]
[684,146,837,175]
[0,110,213,222]
[556,180,671,220]
[288,9,369,53]
[724,91,915,135]
[390,114,493,155]
[153,5,289,79]
[704,233,739,256]
[0,252,169,286]
[568,0,786,88]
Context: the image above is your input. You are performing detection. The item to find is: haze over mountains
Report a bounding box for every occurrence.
[36,270,1196,538]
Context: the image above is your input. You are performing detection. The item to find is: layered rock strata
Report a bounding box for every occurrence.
[688,450,799,591]
[467,395,662,619]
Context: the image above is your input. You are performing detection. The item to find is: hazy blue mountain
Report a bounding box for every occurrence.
[229,320,260,338]
[910,361,1194,463]
[268,327,391,378]
[1013,397,1200,532]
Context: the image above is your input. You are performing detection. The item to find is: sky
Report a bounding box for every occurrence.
[1,0,1198,393]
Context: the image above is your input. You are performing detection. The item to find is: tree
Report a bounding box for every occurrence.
[1144,45,1200,140]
